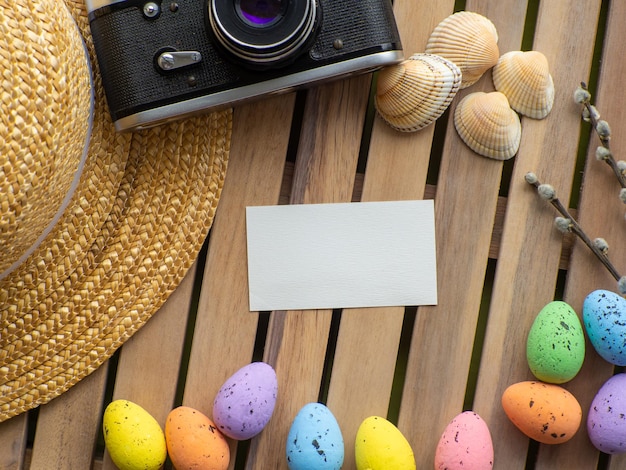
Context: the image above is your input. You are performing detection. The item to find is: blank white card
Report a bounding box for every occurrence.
[246,200,437,311]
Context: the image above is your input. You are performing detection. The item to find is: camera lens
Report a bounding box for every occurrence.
[238,0,284,26]
[208,0,320,68]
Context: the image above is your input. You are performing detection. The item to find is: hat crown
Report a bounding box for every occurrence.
[1,1,93,279]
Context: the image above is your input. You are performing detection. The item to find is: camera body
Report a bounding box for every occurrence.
[87,0,403,131]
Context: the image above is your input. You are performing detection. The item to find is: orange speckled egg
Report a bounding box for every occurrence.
[501,381,582,444]
[165,406,230,470]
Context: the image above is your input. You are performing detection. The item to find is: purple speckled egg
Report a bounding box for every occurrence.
[213,362,278,440]
[588,373,626,454]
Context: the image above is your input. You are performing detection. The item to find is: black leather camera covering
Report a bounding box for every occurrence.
[89,0,401,122]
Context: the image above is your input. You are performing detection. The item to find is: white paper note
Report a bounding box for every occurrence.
[246,200,437,311]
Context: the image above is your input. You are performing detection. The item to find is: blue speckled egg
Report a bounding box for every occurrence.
[588,373,626,453]
[286,403,344,469]
[583,290,626,365]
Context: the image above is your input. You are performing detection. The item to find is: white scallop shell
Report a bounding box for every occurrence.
[492,50,555,119]
[426,11,499,89]
[375,53,462,132]
[453,91,522,160]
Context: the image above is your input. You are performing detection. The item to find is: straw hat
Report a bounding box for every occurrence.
[0,0,232,421]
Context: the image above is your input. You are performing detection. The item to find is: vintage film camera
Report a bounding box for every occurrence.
[87,0,403,131]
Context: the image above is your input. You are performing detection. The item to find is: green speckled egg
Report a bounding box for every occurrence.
[526,301,585,383]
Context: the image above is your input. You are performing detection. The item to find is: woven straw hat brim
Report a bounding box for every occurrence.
[0,0,231,421]
[0,1,93,276]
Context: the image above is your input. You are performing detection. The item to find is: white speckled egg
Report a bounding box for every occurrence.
[588,373,626,454]
[583,289,626,365]
[286,402,344,469]
[102,399,166,470]
[213,361,278,440]
[355,416,415,470]
[434,411,494,469]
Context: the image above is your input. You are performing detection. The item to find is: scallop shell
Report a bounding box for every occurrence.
[453,91,521,160]
[375,53,462,132]
[492,50,554,119]
[426,11,499,89]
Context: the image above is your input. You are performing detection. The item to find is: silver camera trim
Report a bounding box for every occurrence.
[114,50,403,132]
[86,0,127,13]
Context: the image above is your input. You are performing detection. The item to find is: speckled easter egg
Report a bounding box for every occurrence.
[102,400,167,470]
[285,402,344,470]
[434,411,494,469]
[501,381,582,444]
[165,406,230,470]
[213,361,278,440]
[588,373,626,454]
[526,300,585,383]
[355,416,415,470]
[583,289,626,365]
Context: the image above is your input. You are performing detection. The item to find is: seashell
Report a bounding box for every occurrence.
[375,53,462,132]
[426,11,499,89]
[453,91,522,160]
[492,50,555,119]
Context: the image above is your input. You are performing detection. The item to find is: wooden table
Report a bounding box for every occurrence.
[3,0,626,468]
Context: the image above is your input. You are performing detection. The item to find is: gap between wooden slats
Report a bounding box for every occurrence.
[535,1,626,469]
[473,1,605,469]
[12,3,613,469]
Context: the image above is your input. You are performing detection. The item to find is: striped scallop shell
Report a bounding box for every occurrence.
[492,50,554,119]
[375,53,462,132]
[453,91,521,160]
[426,11,499,89]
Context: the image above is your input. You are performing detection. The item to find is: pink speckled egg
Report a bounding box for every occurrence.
[434,411,494,469]
[213,362,278,440]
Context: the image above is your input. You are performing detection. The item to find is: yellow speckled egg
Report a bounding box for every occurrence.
[165,406,230,470]
[103,399,167,470]
[502,381,582,444]
[355,416,415,470]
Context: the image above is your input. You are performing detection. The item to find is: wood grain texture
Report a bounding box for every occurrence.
[181,95,295,469]
[101,262,198,468]
[6,2,626,468]
[29,366,107,470]
[246,75,372,469]
[323,1,455,468]
[0,414,27,470]
[536,2,626,469]
[396,1,530,467]
[473,1,603,467]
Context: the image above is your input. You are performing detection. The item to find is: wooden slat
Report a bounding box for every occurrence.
[101,262,199,468]
[473,1,603,468]
[395,1,530,468]
[29,366,108,470]
[323,1,455,468]
[4,2,625,467]
[247,75,372,469]
[182,95,295,469]
[537,2,626,469]
[0,414,27,470]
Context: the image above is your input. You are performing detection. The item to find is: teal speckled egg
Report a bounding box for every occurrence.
[526,301,585,383]
[583,289,626,366]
